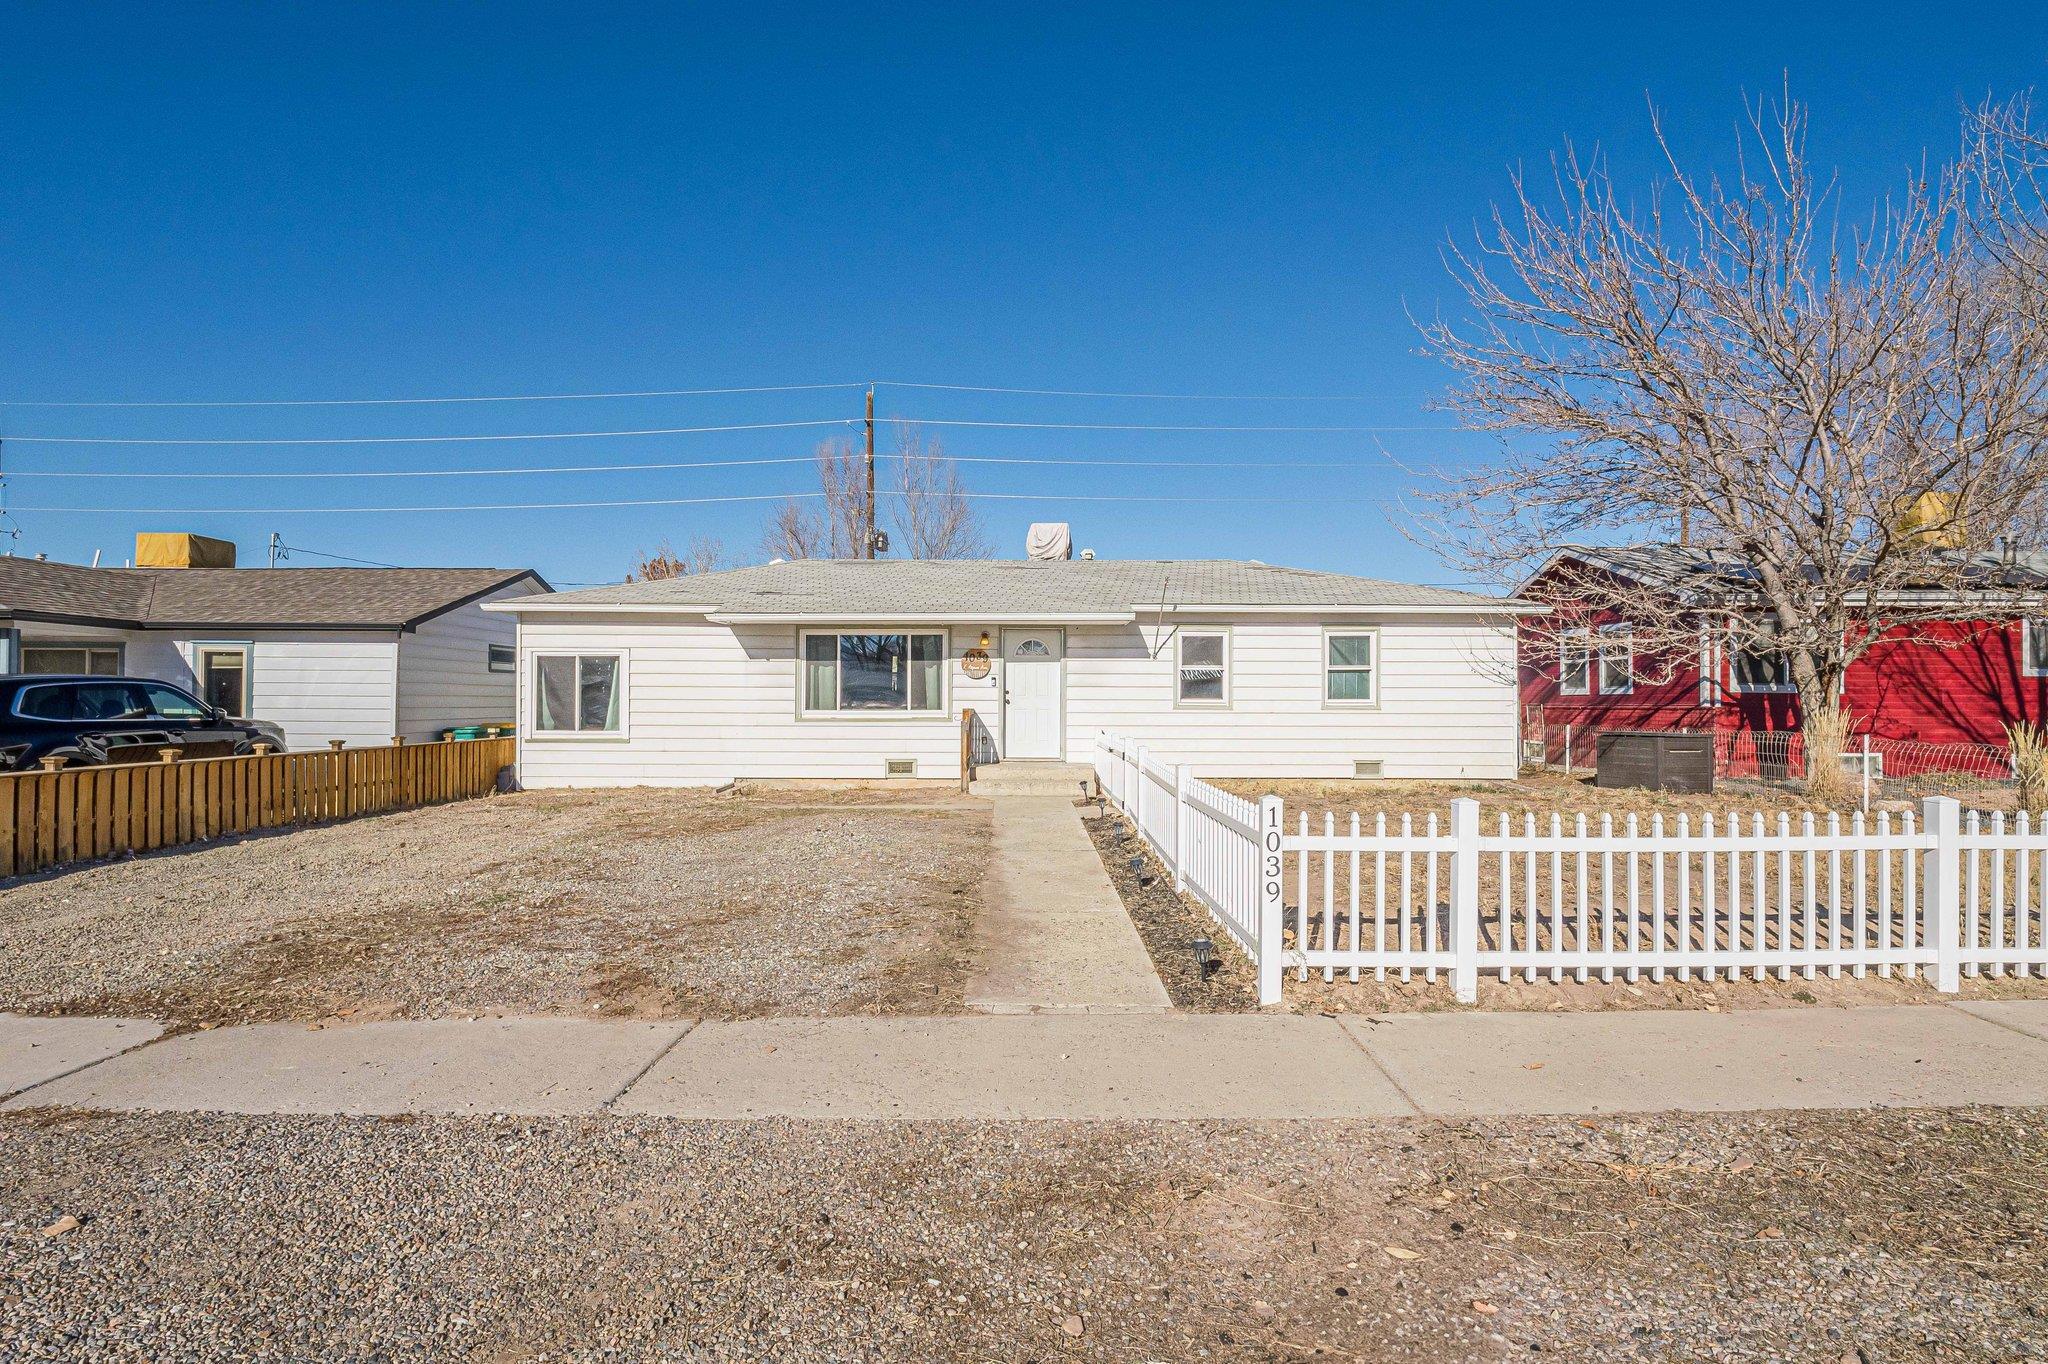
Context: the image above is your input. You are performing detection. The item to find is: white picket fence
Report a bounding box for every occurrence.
[1094,731,2048,1007]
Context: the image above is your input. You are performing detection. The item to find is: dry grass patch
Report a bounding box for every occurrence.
[0,785,987,1026]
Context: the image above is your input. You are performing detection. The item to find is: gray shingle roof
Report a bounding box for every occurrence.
[500,559,1530,615]
[0,557,547,628]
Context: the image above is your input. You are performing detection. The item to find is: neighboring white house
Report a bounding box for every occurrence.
[0,545,550,750]
[484,554,1539,786]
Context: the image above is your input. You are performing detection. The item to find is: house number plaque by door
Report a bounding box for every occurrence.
[961,648,991,679]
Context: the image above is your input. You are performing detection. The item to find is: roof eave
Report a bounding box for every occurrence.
[706,611,1140,625]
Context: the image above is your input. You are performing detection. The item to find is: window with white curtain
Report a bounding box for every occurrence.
[533,653,624,734]
[800,632,945,714]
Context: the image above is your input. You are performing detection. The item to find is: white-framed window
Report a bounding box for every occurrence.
[1595,624,1634,695]
[2025,619,2048,678]
[1697,627,1722,707]
[800,631,946,715]
[1559,630,1591,695]
[532,652,626,736]
[1175,629,1230,707]
[1729,615,1797,694]
[487,643,515,673]
[21,644,123,675]
[1323,630,1378,706]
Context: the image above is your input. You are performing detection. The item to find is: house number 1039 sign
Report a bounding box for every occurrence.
[960,647,991,679]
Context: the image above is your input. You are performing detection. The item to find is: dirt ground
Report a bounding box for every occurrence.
[4,1105,2042,1362]
[0,784,987,1026]
[1084,807,1259,1012]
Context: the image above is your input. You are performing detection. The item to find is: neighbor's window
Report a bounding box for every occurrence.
[487,644,515,673]
[1559,631,1591,695]
[1176,630,1229,705]
[1595,625,1634,696]
[1324,632,1377,704]
[21,645,122,675]
[802,632,945,713]
[534,654,623,733]
[2027,619,2048,678]
[1730,616,1797,693]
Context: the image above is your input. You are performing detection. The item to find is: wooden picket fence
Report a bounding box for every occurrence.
[0,737,516,879]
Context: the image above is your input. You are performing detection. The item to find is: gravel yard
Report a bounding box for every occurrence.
[0,785,986,1025]
[4,1105,2042,1362]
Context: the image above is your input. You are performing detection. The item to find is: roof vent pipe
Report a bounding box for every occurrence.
[1026,523,1072,561]
[1079,548,1095,560]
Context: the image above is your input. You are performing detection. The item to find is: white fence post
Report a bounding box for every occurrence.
[1136,745,1150,843]
[1449,797,1481,1005]
[1173,763,1189,893]
[1257,794,1285,1007]
[1923,795,1962,993]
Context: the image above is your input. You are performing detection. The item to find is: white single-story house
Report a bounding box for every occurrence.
[485,554,1539,786]
[0,543,550,749]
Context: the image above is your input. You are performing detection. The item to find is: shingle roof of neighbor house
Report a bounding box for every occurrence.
[489,559,1537,618]
[0,556,546,629]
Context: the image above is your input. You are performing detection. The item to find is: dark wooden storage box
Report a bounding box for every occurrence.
[1594,730,1714,794]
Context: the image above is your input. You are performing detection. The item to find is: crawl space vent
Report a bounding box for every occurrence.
[1352,759,1385,779]
[884,758,918,778]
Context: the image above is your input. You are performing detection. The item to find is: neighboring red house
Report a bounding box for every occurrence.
[1519,546,2048,755]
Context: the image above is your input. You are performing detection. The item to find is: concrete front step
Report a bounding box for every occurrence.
[968,761,1096,798]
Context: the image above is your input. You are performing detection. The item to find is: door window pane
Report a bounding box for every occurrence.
[840,634,909,710]
[198,649,248,715]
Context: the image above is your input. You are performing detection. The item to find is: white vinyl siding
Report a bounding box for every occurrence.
[510,612,1520,786]
[394,581,532,741]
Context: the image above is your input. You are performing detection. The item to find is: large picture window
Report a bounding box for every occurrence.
[534,653,624,733]
[1176,630,1229,706]
[1324,631,1377,705]
[802,632,945,714]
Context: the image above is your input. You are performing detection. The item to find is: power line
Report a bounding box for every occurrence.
[894,418,1457,433]
[0,378,1430,408]
[270,540,404,568]
[877,380,1430,402]
[0,452,1394,480]
[0,419,859,447]
[0,382,871,408]
[10,490,1381,515]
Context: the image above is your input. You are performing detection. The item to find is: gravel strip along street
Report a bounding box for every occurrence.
[0,786,987,1025]
[4,1107,2042,1362]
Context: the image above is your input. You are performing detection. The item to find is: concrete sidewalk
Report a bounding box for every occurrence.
[963,796,1170,1014]
[8,1001,2048,1119]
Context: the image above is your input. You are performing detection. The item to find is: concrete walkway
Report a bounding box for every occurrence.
[10,1001,2048,1120]
[963,796,1171,1014]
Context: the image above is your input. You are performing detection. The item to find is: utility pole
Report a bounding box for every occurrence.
[863,385,876,558]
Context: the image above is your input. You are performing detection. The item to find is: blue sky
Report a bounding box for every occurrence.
[0,3,2038,587]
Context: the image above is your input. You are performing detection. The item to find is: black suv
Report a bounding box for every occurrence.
[0,675,288,771]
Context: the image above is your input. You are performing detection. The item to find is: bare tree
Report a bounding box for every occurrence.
[760,426,990,560]
[1418,92,2048,792]
[761,440,867,560]
[628,534,727,581]
[894,423,991,559]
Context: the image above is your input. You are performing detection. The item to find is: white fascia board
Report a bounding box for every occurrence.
[481,600,717,614]
[704,610,1137,625]
[1149,602,1549,616]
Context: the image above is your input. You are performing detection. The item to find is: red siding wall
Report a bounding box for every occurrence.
[1517,560,2044,751]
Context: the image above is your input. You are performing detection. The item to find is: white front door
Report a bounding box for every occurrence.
[1002,628,1065,759]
